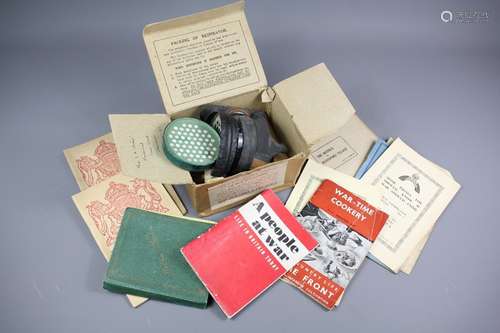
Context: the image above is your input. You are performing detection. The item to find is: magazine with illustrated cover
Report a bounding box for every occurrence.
[284,179,388,309]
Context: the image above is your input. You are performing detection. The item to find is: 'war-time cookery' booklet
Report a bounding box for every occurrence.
[284,179,388,309]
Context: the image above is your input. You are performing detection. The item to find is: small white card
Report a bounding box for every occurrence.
[109,114,192,184]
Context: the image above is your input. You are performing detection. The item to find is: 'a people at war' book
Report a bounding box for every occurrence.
[181,189,318,318]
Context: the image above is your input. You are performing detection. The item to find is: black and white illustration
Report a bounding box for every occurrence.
[297,202,372,288]
[399,173,421,193]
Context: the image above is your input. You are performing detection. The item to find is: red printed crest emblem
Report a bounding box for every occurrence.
[77,140,121,187]
[86,179,169,246]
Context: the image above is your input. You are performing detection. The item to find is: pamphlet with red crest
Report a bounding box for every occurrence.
[284,179,388,309]
[181,189,318,318]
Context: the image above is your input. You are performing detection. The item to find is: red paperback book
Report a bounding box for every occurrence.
[181,189,318,318]
[284,179,388,309]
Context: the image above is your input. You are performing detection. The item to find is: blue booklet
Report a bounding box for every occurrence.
[354,139,391,179]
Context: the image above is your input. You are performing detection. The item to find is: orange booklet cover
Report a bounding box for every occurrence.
[284,179,388,309]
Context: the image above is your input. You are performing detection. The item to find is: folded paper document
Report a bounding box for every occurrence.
[361,138,460,273]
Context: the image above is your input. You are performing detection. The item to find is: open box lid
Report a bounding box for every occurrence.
[271,63,356,149]
[143,1,267,115]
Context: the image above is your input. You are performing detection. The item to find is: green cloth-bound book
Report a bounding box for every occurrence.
[103,208,213,308]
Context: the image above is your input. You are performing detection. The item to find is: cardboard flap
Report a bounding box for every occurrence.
[109,114,193,185]
[272,63,356,147]
[144,1,267,114]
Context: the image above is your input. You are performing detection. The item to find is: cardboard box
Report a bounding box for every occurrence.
[140,1,376,216]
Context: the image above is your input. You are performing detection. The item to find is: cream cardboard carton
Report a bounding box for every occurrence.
[113,1,377,216]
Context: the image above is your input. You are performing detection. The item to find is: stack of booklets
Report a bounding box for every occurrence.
[64,134,459,316]
[294,138,461,276]
[356,138,461,274]
[64,134,186,307]
[64,136,321,315]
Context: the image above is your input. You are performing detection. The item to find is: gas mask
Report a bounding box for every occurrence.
[163,104,287,177]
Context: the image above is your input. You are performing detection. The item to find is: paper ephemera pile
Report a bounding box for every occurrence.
[63,0,460,318]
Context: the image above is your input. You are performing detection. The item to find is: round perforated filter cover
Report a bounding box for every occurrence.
[163,118,220,170]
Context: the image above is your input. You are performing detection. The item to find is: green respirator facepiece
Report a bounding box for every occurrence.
[163,105,287,177]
